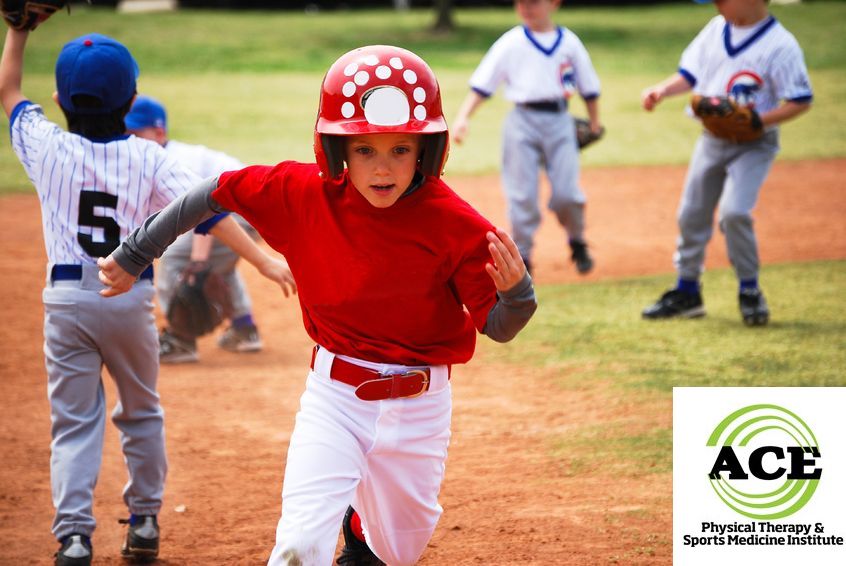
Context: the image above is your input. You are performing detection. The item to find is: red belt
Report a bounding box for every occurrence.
[310,347,445,401]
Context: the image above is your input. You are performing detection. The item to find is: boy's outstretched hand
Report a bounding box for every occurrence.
[97,255,135,297]
[485,228,527,292]
[258,257,297,298]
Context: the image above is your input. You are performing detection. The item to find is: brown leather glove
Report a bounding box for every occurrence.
[574,117,605,150]
[166,261,234,339]
[1,0,67,31]
[691,95,764,143]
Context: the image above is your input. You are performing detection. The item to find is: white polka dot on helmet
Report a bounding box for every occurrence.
[314,45,449,180]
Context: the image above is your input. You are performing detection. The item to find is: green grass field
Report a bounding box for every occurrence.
[1,2,844,191]
[2,5,843,473]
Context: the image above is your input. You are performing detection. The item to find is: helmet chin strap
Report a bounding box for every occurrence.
[400,171,425,199]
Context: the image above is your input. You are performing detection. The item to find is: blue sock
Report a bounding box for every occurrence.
[232,314,255,328]
[740,278,758,292]
[675,278,700,295]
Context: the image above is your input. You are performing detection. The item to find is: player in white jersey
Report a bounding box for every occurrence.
[125,95,268,364]
[452,0,602,276]
[640,0,812,325]
[0,29,293,565]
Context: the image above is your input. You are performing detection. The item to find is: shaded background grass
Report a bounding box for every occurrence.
[1,2,845,192]
[477,260,846,475]
[484,261,846,388]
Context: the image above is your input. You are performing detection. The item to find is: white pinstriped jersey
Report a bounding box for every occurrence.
[10,102,200,265]
[165,139,244,179]
[680,15,813,114]
[469,25,600,103]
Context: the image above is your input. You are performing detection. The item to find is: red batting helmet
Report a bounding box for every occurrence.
[314,45,449,180]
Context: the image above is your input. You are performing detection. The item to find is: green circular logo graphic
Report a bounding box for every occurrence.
[706,404,821,520]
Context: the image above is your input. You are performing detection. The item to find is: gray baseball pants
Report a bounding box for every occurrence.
[43,265,166,540]
[156,228,254,320]
[502,106,586,260]
[675,130,779,281]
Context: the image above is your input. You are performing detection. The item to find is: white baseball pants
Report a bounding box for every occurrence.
[268,347,452,566]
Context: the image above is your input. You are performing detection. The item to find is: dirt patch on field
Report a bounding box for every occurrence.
[1,159,844,565]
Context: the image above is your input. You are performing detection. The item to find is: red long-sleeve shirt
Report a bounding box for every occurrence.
[214,162,499,366]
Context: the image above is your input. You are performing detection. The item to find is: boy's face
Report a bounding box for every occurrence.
[515,0,561,30]
[345,133,421,209]
[712,0,767,23]
[127,126,167,146]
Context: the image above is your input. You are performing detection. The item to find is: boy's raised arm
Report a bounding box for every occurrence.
[451,90,486,145]
[641,72,693,112]
[0,29,28,117]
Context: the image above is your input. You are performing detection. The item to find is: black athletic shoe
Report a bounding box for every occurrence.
[119,514,159,562]
[159,328,198,364]
[739,288,769,326]
[570,240,594,274]
[55,534,92,566]
[642,289,705,319]
[336,507,385,566]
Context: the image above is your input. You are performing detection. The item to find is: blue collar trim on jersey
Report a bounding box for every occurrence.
[723,15,777,57]
[85,134,132,143]
[523,25,564,57]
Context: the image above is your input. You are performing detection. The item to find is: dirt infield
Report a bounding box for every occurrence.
[1,159,844,565]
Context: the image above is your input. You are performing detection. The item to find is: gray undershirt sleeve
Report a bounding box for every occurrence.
[483,272,538,343]
[112,176,227,277]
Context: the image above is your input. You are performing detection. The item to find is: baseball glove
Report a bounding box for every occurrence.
[1,0,67,31]
[166,261,234,339]
[691,95,763,143]
[574,117,605,150]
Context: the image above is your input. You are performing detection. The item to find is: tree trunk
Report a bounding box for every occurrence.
[393,0,410,10]
[433,0,454,33]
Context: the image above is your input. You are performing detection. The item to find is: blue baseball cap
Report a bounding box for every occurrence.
[692,0,713,3]
[55,33,139,114]
[125,95,167,131]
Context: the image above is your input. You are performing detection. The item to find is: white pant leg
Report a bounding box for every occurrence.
[268,370,373,566]
[99,282,167,516]
[502,108,543,260]
[674,134,730,280]
[718,131,779,281]
[355,386,451,566]
[542,112,586,242]
[44,286,107,540]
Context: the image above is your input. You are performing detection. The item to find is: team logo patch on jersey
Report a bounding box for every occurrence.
[559,61,577,99]
[726,71,764,108]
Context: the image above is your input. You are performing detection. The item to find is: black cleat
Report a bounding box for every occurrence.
[120,514,159,562]
[217,323,263,353]
[570,240,593,274]
[739,288,769,326]
[336,507,385,566]
[159,328,198,364]
[55,534,92,566]
[642,289,705,319]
